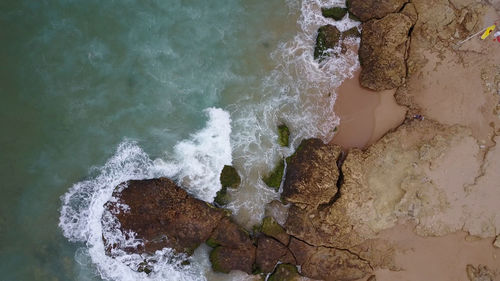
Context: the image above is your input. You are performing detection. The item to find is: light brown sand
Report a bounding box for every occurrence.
[333,2,500,280]
[330,69,406,149]
[359,224,500,281]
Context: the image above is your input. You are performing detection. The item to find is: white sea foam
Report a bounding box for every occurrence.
[59,108,231,281]
[155,108,232,202]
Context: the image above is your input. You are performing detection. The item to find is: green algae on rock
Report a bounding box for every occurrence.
[277,124,290,147]
[314,25,341,61]
[321,7,348,20]
[209,247,230,273]
[342,27,361,39]
[262,160,285,191]
[214,187,230,206]
[260,216,289,245]
[220,165,241,188]
[268,263,300,281]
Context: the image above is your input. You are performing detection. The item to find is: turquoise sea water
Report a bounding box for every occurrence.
[0,0,359,280]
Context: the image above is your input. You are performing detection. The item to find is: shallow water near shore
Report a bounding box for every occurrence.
[0,0,359,280]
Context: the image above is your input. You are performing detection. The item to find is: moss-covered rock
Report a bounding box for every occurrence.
[262,160,285,191]
[348,12,360,21]
[220,165,241,189]
[214,187,230,206]
[260,217,289,245]
[321,7,348,20]
[209,247,230,273]
[277,124,290,147]
[314,25,341,61]
[206,237,220,248]
[342,27,361,39]
[268,264,300,281]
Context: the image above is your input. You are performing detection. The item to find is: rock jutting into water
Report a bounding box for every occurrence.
[215,165,241,205]
[348,0,409,22]
[358,12,414,90]
[277,124,290,147]
[262,159,285,191]
[321,7,348,21]
[314,25,341,61]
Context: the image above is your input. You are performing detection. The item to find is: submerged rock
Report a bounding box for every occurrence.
[102,178,227,255]
[220,165,241,189]
[359,13,413,91]
[314,25,341,60]
[322,7,348,20]
[278,124,290,147]
[262,159,285,191]
[215,165,241,206]
[349,0,408,22]
[214,187,230,206]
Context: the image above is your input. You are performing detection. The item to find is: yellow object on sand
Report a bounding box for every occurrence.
[481,25,496,40]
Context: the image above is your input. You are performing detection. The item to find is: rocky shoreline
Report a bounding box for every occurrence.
[101,0,500,280]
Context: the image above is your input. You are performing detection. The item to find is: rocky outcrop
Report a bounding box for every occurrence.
[349,0,409,22]
[359,13,413,91]
[322,7,348,21]
[278,124,290,147]
[314,25,341,61]
[220,165,241,188]
[314,25,361,61]
[102,178,227,255]
[215,165,241,205]
[282,138,342,208]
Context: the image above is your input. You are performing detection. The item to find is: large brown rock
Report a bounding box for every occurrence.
[209,246,256,274]
[282,139,342,208]
[255,236,295,273]
[349,0,409,22]
[288,238,371,281]
[207,217,257,274]
[359,13,413,91]
[102,178,226,255]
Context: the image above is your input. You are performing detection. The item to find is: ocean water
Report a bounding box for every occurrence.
[0,0,359,280]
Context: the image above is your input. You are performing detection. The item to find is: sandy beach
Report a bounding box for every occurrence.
[330,0,500,280]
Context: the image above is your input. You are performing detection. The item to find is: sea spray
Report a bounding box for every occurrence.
[59,108,232,280]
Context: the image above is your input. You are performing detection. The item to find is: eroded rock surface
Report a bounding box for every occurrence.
[349,0,409,22]
[289,238,371,281]
[359,13,413,91]
[282,138,342,208]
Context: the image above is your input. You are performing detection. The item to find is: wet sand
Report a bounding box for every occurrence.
[330,69,406,149]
